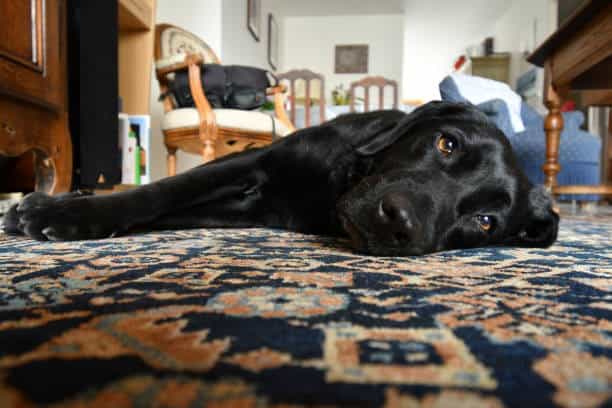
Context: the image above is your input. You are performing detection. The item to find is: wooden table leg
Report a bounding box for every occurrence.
[542,62,565,191]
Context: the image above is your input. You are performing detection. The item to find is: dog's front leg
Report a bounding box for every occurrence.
[3,149,267,241]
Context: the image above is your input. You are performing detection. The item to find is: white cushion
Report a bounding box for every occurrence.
[449,73,525,132]
[162,108,293,137]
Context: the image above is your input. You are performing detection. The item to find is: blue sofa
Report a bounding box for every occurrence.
[439,76,601,201]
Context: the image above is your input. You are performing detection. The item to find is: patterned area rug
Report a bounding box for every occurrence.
[0,218,610,407]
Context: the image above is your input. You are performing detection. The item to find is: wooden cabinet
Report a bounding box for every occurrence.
[118,0,156,115]
[471,54,511,84]
[0,0,72,194]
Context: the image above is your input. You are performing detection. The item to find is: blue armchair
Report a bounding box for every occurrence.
[439,75,601,201]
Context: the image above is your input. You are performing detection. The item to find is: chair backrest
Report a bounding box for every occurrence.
[155,24,220,64]
[154,24,220,112]
[277,69,326,128]
[349,76,398,112]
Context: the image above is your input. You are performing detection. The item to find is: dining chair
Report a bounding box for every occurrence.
[154,24,296,176]
[349,76,398,112]
[277,69,326,128]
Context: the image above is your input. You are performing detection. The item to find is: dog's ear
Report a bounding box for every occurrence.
[507,186,559,247]
[355,101,474,156]
[356,116,412,156]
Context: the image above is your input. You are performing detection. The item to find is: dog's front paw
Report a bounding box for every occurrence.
[3,202,23,235]
[8,192,114,241]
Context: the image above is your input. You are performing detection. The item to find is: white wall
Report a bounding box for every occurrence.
[493,0,555,54]
[281,14,404,105]
[400,0,557,103]
[401,0,507,102]
[402,22,489,102]
[491,0,557,100]
[222,1,278,70]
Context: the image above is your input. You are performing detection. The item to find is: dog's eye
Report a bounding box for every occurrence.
[436,134,457,156]
[476,215,493,232]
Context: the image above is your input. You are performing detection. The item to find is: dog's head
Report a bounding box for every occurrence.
[337,101,559,256]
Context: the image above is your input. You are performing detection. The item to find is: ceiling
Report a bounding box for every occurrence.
[265,0,513,23]
[264,0,405,17]
[402,0,513,26]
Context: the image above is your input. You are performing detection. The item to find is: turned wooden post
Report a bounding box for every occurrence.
[186,55,218,164]
[543,94,563,190]
[542,63,565,191]
[289,79,296,125]
[166,146,177,176]
[201,140,216,163]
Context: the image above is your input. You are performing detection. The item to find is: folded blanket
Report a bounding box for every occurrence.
[448,73,525,132]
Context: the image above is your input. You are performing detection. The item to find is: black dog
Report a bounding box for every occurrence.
[3,101,559,256]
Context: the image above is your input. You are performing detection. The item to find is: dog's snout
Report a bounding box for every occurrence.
[377,193,419,245]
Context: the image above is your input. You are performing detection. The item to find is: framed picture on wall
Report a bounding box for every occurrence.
[335,45,369,74]
[247,0,260,42]
[267,14,278,70]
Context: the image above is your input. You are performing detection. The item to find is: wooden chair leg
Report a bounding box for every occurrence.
[166,146,177,176]
[543,96,563,190]
[199,124,217,164]
[201,140,216,163]
[542,62,565,191]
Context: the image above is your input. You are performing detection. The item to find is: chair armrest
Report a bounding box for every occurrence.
[156,53,205,77]
[184,55,218,157]
[267,85,296,133]
[155,54,207,114]
[266,85,286,96]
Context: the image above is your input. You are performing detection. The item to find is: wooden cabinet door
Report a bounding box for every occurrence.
[0,0,72,194]
[0,0,64,111]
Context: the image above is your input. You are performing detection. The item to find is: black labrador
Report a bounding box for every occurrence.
[3,101,559,256]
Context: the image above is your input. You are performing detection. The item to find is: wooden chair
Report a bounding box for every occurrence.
[277,69,326,128]
[154,24,295,176]
[349,76,399,112]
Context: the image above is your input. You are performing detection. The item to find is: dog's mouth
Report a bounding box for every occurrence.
[338,211,431,256]
[339,214,367,251]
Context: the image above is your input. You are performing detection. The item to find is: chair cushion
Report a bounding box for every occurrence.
[520,103,585,132]
[162,108,293,137]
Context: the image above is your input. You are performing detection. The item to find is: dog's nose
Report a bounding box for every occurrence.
[377,193,418,245]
